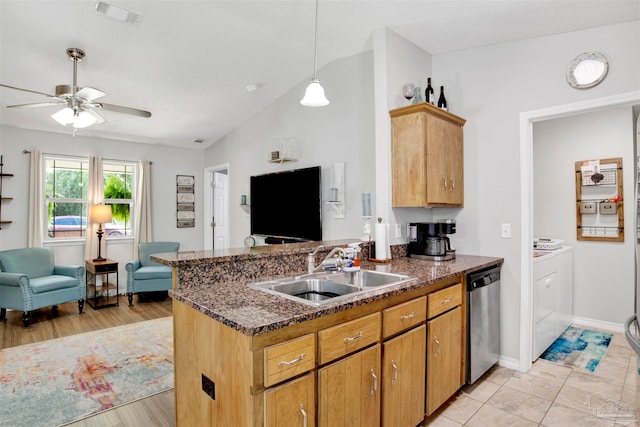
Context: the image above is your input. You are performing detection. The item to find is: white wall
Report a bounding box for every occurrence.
[428,21,640,361]
[0,126,205,274]
[205,52,376,248]
[533,106,636,324]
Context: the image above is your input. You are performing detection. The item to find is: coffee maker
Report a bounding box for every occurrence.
[408,220,456,261]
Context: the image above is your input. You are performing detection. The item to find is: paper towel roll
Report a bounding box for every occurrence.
[375,221,390,260]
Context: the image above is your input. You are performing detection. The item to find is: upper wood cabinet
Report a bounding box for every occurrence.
[390,103,466,207]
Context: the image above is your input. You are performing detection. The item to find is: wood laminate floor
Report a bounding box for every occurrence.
[0,295,175,427]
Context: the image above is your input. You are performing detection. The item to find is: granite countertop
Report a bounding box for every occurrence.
[170,254,503,336]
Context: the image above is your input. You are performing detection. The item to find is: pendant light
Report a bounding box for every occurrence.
[300,0,329,107]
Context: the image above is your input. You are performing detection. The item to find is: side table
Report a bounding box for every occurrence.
[85,259,119,309]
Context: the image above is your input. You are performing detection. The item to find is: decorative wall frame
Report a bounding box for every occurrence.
[176,175,195,228]
[575,157,623,242]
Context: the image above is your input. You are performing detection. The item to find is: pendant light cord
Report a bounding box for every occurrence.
[312,0,319,80]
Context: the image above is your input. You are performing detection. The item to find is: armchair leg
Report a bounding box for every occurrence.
[52,305,59,315]
[128,292,134,307]
[78,299,84,314]
[0,308,6,322]
[22,311,31,328]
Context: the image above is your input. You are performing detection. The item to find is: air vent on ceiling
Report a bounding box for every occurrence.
[194,139,205,144]
[95,1,143,26]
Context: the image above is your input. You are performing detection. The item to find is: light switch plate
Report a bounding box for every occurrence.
[395,224,402,238]
[501,223,511,238]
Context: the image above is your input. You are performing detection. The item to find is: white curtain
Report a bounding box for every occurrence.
[134,160,152,258]
[27,149,44,247]
[85,156,104,261]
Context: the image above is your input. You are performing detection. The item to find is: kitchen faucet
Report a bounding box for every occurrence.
[307,245,325,273]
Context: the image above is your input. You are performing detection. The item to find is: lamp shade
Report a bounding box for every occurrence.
[51,107,75,125]
[89,204,113,224]
[300,79,329,107]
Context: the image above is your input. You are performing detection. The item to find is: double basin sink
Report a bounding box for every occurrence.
[248,269,413,306]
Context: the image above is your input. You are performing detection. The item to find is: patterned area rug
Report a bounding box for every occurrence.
[0,316,173,426]
[541,325,612,372]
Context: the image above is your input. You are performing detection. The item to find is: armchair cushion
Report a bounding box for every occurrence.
[139,242,180,267]
[133,265,173,281]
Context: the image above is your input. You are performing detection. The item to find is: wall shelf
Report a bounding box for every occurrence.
[240,204,250,214]
[268,157,297,164]
[0,156,11,230]
[575,157,624,242]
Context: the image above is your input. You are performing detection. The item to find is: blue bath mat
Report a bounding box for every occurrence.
[540,326,612,372]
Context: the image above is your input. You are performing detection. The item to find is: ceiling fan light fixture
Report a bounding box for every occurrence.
[73,110,98,128]
[301,79,329,107]
[51,107,75,125]
[300,0,329,107]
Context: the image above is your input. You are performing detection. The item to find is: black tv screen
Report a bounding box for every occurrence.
[250,166,322,242]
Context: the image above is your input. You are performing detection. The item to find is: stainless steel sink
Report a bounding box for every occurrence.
[249,270,413,306]
[325,270,411,287]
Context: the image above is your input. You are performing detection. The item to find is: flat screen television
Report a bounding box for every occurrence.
[250,166,322,242]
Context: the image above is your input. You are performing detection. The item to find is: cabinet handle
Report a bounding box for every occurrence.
[544,278,552,288]
[400,311,415,320]
[441,297,453,304]
[391,360,398,385]
[300,404,307,427]
[370,368,378,395]
[450,178,455,192]
[343,331,364,343]
[434,337,441,357]
[442,177,447,191]
[278,353,306,366]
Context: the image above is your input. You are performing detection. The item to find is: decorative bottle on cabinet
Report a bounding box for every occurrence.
[425,78,435,105]
[437,86,448,111]
[412,87,423,104]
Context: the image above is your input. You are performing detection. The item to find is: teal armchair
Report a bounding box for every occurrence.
[125,241,180,306]
[0,247,85,327]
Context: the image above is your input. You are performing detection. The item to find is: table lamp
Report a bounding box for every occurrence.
[89,204,112,261]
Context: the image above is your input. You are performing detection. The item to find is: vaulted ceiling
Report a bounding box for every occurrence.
[1,0,638,149]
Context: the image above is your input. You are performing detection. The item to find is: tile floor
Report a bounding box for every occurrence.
[426,325,638,427]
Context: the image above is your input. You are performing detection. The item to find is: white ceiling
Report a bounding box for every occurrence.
[1,0,638,149]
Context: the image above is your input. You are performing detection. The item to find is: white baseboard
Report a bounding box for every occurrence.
[571,315,624,334]
[498,355,521,371]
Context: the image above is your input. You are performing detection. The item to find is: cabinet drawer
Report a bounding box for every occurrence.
[264,333,316,388]
[383,296,427,338]
[427,283,462,319]
[318,312,381,365]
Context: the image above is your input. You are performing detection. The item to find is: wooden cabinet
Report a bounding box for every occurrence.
[390,103,466,208]
[265,373,315,427]
[382,325,426,427]
[173,273,468,427]
[426,284,463,416]
[318,344,381,427]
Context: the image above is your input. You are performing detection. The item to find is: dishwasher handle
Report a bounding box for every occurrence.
[468,266,501,290]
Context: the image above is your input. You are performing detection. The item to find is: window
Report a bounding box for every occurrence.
[103,161,135,237]
[45,156,136,240]
[45,157,89,238]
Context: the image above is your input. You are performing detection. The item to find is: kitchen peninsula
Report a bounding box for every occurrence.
[154,240,503,426]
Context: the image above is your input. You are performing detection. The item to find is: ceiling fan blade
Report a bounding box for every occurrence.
[0,83,56,98]
[75,86,105,102]
[97,103,151,118]
[7,101,66,109]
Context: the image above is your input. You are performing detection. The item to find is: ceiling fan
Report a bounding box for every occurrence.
[0,47,151,129]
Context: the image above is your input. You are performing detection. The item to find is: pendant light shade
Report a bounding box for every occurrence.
[301,78,329,107]
[300,0,329,107]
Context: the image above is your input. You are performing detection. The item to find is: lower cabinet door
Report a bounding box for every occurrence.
[427,307,462,415]
[265,373,315,427]
[318,344,381,427]
[382,325,426,427]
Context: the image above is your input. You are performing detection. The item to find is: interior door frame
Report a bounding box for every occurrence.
[204,163,230,251]
[519,90,640,373]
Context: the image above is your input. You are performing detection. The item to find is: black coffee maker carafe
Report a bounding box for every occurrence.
[408,220,456,261]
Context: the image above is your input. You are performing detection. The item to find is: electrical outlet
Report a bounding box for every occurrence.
[202,374,215,400]
[395,224,402,238]
[501,223,511,239]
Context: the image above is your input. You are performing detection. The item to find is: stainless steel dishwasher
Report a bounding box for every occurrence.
[466,265,501,384]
